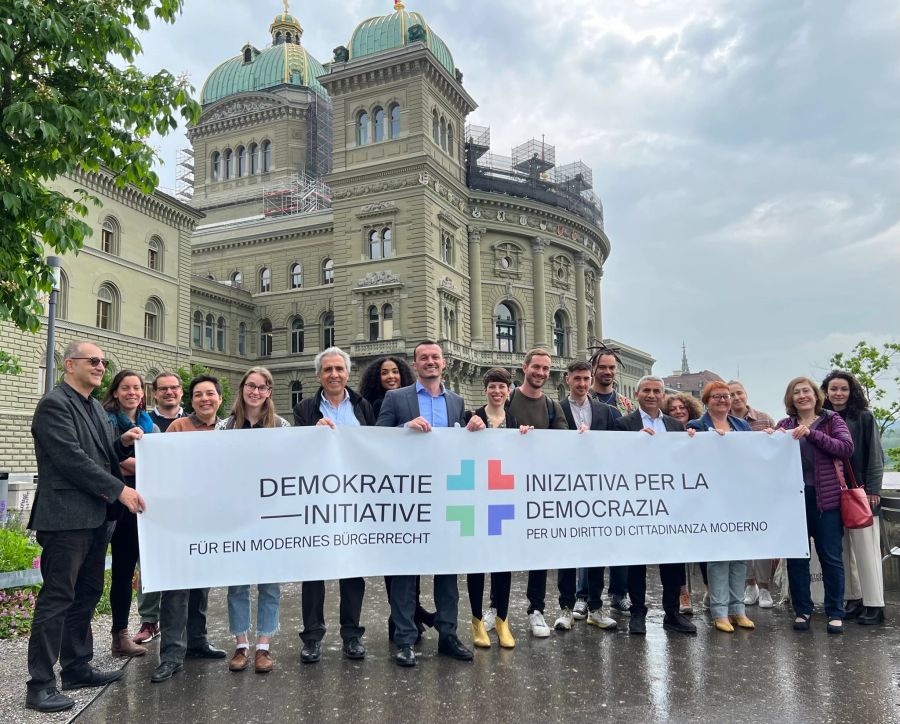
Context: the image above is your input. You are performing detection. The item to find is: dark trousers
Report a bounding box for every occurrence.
[300,578,365,643]
[159,588,210,664]
[110,510,139,632]
[27,525,109,689]
[389,575,457,647]
[787,487,845,619]
[467,572,512,619]
[559,567,605,610]
[627,563,683,617]
[526,569,547,613]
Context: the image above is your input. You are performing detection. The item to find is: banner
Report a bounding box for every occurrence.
[135,427,809,592]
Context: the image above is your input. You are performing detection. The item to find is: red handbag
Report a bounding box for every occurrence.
[834,458,873,529]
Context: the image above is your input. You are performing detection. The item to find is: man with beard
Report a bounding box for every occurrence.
[589,347,634,416]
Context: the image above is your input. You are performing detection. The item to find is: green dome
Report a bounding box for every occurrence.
[201,43,328,106]
[349,4,455,76]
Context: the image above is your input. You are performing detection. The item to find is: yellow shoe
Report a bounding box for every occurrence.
[730,614,755,629]
[495,617,516,649]
[472,617,491,648]
[714,617,734,633]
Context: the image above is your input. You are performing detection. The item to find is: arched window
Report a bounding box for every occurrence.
[447,122,454,155]
[224,148,233,179]
[495,302,516,353]
[259,267,271,293]
[243,47,252,63]
[57,269,68,320]
[193,311,203,347]
[440,117,447,150]
[238,322,246,356]
[262,140,271,172]
[274,31,282,45]
[432,110,439,142]
[368,305,380,341]
[216,316,226,352]
[357,111,369,145]
[389,103,400,138]
[290,263,302,289]
[96,283,119,330]
[322,312,335,348]
[249,143,259,174]
[441,233,452,264]
[236,146,246,177]
[291,318,305,354]
[368,229,382,260]
[322,258,334,285]
[144,298,162,341]
[382,227,393,257]
[231,270,243,287]
[148,236,162,271]
[291,380,303,408]
[100,217,119,255]
[449,309,457,340]
[205,313,214,350]
[259,319,273,357]
[553,311,568,358]
[211,152,221,181]
[373,107,384,142]
[285,32,292,44]
[382,303,394,339]
[587,319,594,343]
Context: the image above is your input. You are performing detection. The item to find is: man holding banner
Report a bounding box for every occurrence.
[376,341,484,666]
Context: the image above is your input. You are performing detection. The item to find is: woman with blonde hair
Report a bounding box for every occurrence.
[216,367,290,673]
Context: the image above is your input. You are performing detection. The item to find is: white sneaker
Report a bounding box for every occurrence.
[572,600,588,620]
[483,607,497,631]
[554,608,574,631]
[529,610,551,637]
[758,588,774,608]
[743,584,760,606]
[586,609,618,630]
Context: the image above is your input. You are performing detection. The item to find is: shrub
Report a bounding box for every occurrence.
[0,528,42,574]
[0,588,37,639]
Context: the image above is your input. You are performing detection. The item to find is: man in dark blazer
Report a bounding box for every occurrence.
[26,341,145,712]
[376,340,484,667]
[615,375,696,636]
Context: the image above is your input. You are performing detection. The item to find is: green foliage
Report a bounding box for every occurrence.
[829,341,900,436]
[0,350,22,375]
[94,569,113,617]
[0,587,37,638]
[0,528,41,574]
[887,448,900,472]
[0,0,201,369]
[176,363,231,415]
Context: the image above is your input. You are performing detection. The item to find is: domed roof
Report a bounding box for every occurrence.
[349,2,455,76]
[200,6,327,106]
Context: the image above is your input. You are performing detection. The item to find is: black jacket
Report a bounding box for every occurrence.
[841,409,884,498]
[293,386,375,427]
[560,398,619,431]
[466,406,519,429]
[615,410,685,433]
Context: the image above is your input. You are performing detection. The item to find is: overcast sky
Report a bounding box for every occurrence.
[136,0,899,416]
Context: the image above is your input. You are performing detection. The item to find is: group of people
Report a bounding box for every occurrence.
[23,339,886,712]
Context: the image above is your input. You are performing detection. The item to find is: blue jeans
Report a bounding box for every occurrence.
[707,560,747,619]
[787,487,845,619]
[576,566,627,599]
[227,583,281,637]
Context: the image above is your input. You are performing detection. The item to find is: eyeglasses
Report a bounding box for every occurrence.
[70,357,109,368]
[155,385,181,393]
[244,383,271,393]
[709,393,732,401]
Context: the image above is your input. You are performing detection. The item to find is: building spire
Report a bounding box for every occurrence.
[681,341,690,374]
[283,0,290,13]
[394,1,406,11]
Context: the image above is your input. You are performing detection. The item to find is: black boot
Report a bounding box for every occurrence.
[857,606,884,625]
[844,599,864,619]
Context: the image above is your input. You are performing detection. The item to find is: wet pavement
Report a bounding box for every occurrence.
[74,574,899,723]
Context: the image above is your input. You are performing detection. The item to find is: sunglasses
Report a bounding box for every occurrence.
[70,357,109,368]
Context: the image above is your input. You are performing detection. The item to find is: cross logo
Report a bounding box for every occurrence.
[445,459,515,537]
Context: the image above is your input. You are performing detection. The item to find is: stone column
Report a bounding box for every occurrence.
[531,237,548,348]
[593,266,603,342]
[468,227,485,345]
[574,253,587,357]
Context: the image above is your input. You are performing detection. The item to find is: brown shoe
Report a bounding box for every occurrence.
[254,649,274,674]
[111,630,147,658]
[228,648,249,672]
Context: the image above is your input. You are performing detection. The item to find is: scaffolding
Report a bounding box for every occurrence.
[175,147,194,200]
[306,92,333,179]
[512,138,555,176]
[556,160,593,193]
[262,171,332,218]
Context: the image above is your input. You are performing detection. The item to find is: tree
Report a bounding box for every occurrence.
[176,364,231,415]
[0,1,200,368]
[828,341,900,436]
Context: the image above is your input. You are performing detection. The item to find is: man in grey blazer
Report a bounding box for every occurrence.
[25,341,146,712]
[376,340,484,666]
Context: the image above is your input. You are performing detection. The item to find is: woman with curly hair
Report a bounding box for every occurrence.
[358,355,414,417]
[822,370,885,625]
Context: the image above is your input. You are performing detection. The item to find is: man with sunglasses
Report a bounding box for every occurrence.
[26,341,146,712]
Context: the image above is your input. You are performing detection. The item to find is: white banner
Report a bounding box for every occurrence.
[135,428,809,592]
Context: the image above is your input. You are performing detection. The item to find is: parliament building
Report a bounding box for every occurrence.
[0,2,653,472]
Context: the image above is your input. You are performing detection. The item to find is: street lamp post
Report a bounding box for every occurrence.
[44,256,61,396]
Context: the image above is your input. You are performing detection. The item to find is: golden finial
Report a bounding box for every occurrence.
[394,1,405,10]
[283,0,290,14]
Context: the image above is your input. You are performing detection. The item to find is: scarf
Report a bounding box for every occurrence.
[107,409,155,434]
